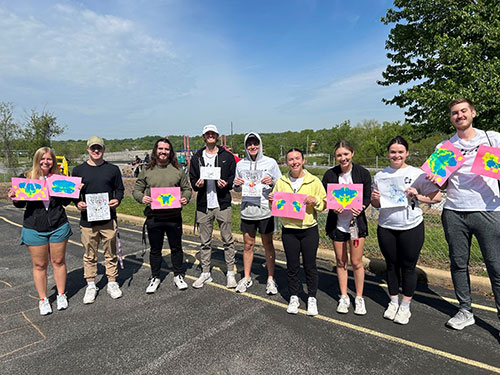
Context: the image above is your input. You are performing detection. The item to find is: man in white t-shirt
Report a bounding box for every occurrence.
[189,124,237,289]
[432,98,500,331]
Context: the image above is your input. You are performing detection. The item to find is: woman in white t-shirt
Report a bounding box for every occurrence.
[371,136,441,325]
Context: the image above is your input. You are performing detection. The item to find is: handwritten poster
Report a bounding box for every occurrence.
[377,176,407,208]
[271,192,307,220]
[421,140,465,187]
[86,192,111,222]
[200,166,221,180]
[327,183,363,210]
[150,187,182,209]
[471,145,500,181]
[47,175,82,198]
[241,170,263,198]
[11,178,49,201]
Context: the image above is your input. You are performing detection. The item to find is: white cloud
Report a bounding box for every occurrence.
[0,4,178,88]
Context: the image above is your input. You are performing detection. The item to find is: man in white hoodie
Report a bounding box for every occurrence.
[233,133,282,295]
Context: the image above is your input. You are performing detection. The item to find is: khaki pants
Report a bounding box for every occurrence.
[197,207,235,273]
[80,220,118,282]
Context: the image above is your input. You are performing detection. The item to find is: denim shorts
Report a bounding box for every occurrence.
[21,222,73,246]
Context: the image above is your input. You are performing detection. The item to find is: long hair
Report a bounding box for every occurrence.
[25,147,59,178]
[146,138,180,170]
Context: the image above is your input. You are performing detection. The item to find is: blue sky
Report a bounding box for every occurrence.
[0,0,405,140]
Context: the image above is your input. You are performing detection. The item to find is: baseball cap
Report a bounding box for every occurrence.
[202,124,219,135]
[87,136,105,148]
[246,133,260,145]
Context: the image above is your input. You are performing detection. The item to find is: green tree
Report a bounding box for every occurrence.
[23,109,66,157]
[0,102,20,171]
[379,0,500,134]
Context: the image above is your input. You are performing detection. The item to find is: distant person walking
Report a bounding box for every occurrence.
[72,136,125,304]
[371,136,441,324]
[233,132,281,295]
[189,124,237,289]
[8,147,73,315]
[270,148,326,316]
[133,138,192,294]
[322,141,371,315]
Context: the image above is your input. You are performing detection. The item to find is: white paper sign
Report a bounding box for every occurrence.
[377,176,408,208]
[241,170,264,197]
[86,192,111,222]
[200,166,221,180]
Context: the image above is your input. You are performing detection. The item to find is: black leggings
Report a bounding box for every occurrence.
[282,226,319,297]
[147,215,184,277]
[377,222,424,297]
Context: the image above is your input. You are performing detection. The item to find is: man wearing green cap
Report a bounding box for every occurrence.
[72,136,125,304]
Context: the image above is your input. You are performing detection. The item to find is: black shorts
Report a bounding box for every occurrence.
[328,228,367,242]
[240,217,274,235]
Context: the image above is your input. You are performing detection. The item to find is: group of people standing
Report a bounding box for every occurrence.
[9,98,500,333]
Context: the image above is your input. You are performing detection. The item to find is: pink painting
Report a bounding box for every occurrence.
[11,178,49,201]
[47,175,82,198]
[151,187,182,209]
[471,145,500,181]
[421,140,465,187]
[271,192,307,220]
[327,183,363,210]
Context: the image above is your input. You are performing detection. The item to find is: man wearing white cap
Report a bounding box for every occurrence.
[72,136,125,304]
[189,124,237,289]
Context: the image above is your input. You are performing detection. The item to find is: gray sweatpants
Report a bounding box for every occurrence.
[196,207,235,273]
[442,209,500,319]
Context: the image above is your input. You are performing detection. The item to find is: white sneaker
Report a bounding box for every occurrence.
[446,309,475,330]
[173,275,188,290]
[266,279,278,295]
[235,277,253,293]
[226,271,237,288]
[39,298,52,316]
[383,302,399,320]
[394,305,411,325]
[307,297,318,316]
[146,277,161,294]
[336,295,350,314]
[354,296,367,315]
[287,295,300,314]
[56,293,68,311]
[107,282,123,299]
[83,285,98,304]
[193,272,212,289]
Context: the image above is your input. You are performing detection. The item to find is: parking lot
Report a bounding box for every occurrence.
[1,202,499,374]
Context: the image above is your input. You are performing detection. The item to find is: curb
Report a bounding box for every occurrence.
[66,206,493,295]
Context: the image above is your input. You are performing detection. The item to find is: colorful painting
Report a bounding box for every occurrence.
[11,178,49,201]
[471,145,500,181]
[271,192,307,220]
[327,183,363,210]
[151,187,182,209]
[377,176,407,208]
[47,175,82,198]
[421,140,465,187]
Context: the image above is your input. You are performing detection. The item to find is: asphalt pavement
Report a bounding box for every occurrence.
[1,202,499,374]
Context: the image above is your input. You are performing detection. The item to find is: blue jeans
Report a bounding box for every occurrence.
[442,209,500,319]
